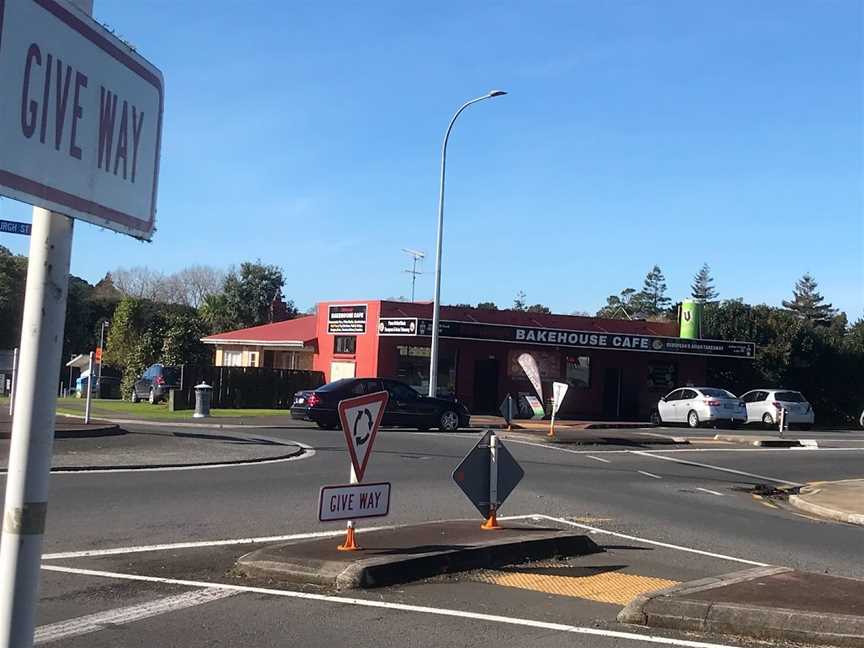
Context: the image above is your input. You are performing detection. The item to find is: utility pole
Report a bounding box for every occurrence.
[402,248,425,302]
[96,320,108,393]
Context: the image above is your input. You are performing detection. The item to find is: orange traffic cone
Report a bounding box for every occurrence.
[337,526,359,551]
[481,508,501,530]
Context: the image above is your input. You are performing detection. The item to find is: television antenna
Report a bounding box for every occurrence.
[402,248,425,302]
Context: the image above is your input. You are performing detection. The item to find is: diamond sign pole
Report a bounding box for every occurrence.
[481,432,501,530]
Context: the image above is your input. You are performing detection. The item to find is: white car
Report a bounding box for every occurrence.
[653,387,747,428]
[740,389,814,429]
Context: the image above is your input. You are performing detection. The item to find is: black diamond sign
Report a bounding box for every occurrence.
[452,431,524,518]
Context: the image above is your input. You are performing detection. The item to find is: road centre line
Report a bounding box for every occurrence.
[34,588,236,645]
[586,455,611,463]
[39,564,751,648]
[695,488,725,497]
[638,470,663,479]
[630,451,803,487]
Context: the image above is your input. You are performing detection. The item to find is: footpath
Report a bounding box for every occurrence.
[790,479,864,526]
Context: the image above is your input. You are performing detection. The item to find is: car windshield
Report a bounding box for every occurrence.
[700,388,736,399]
[317,379,354,392]
[775,391,806,403]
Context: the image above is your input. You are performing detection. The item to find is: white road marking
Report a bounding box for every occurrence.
[505,439,864,455]
[586,455,611,463]
[638,470,663,479]
[630,451,803,487]
[39,564,750,648]
[34,588,236,645]
[42,523,400,560]
[695,487,724,497]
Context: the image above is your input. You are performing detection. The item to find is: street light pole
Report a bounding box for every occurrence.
[428,90,507,397]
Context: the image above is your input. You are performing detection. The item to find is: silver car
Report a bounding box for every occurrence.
[654,387,747,428]
[740,389,814,428]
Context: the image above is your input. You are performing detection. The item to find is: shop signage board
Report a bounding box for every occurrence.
[0,0,164,240]
[337,390,388,481]
[396,318,755,359]
[318,482,391,522]
[328,304,368,334]
[552,381,569,415]
[378,317,418,335]
[0,219,32,235]
[523,395,545,419]
[452,431,523,518]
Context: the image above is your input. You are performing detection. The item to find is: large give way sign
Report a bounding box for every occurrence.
[0,0,164,240]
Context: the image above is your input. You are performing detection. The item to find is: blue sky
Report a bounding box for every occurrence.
[2,0,862,319]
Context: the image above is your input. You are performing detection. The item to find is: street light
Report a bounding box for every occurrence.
[428,90,507,397]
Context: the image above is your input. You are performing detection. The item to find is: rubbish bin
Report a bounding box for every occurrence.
[193,383,213,418]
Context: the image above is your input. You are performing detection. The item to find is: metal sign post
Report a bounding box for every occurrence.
[481,432,500,530]
[84,352,94,424]
[0,1,164,645]
[7,348,17,416]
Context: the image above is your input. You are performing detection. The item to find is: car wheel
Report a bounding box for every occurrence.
[148,388,157,405]
[130,389,139,403]
[439,410,460,432]
[859,410,863,429]
[649,410,662,426]
[687,410,700,429]
[761,412,775,429]
[316,422,337,430]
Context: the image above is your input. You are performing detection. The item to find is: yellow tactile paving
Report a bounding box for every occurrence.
[467,566,678,605]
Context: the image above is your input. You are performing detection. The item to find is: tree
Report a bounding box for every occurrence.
[634,265,671,317]
[476,302,498,310]
[161,313,210,366]
[0,246,27,349]
[596,288,638,319]
[691,263,719,303]
[512,291,527,311]
[782,273,837,325]
[526,304,552,314]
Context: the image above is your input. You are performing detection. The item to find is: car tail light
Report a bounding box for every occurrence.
[307,393,320,408]
[154,375,165,385]
[704,400,721,406]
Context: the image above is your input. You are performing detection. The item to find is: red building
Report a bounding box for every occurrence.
[203,299,755,419]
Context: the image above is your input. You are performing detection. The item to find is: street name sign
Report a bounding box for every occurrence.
[452,431,524,518]
[318,482,391,522]
[0,0,164,240]
[338,390,389,482]
[0,219,31,235]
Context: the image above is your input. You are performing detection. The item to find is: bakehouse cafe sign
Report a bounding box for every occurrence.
[0,0,164,240]
[378,317,755,359]
[328,304,368,334]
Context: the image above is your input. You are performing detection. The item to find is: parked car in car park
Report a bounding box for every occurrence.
[130,364,182,404]
[739,389,814,429]
[291,377,471,431]
[651,387,747,428]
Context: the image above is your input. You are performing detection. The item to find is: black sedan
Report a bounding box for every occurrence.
[291,378,471,431]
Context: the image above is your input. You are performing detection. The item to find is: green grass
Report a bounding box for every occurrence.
[55,397,288,420]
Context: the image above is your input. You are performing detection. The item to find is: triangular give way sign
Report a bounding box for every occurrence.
[337,391,389,482]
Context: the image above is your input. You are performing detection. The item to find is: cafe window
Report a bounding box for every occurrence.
[334,336,356,354]
[565,355,590,388]
[396,346,456,397]
[647,364,677,388]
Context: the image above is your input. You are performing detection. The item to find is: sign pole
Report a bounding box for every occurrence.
[8,348,17,416]
[481,432,501,530]
[338,464,359,551]
[0,207,75,648]
[84,352,94,424]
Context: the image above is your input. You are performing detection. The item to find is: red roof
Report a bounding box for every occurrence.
[201,315,317,345]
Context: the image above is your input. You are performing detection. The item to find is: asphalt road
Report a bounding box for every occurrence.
[1,421,863,647]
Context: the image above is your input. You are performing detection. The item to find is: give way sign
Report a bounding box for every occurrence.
[0,0,164,240]
[338,391,389,482]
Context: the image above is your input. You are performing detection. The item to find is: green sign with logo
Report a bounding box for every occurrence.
[680,300,702,339]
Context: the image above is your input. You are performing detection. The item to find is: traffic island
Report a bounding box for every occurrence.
[236,520,601,590]
[789,480,864,526]
[618,566,864,647]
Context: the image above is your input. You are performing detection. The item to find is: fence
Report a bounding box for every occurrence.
[176,366,325,409]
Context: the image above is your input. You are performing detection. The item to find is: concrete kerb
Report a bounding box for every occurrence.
[57,412,304,430]
[713,434,810,448]
[236,521,602,590]
[618,567,864,647]
[789,483,864,526]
